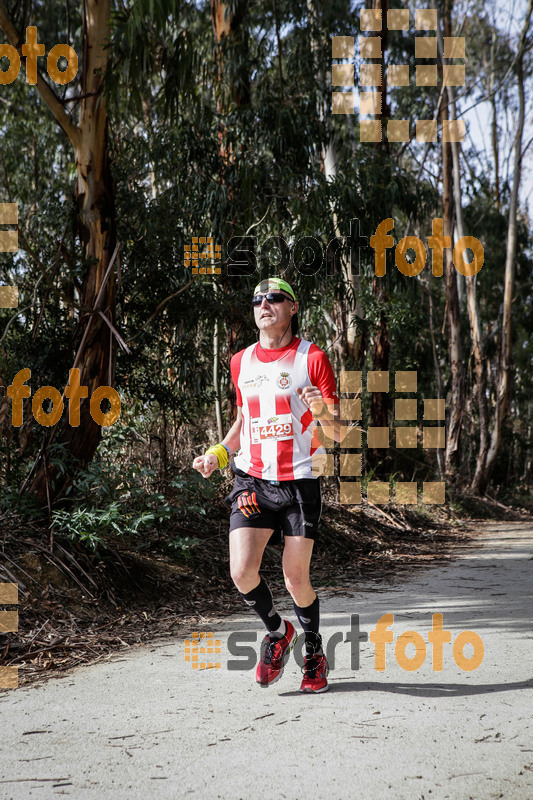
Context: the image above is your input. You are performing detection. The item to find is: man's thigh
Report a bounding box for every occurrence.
[281,479,322,539]
[229,527,275,575]
[282,536,315,580]
[227,473,280,534]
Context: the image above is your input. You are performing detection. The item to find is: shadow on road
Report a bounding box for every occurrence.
[280,677,533,697]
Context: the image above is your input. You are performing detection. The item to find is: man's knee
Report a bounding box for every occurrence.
[230,563,259,592]
[284,569,311,595]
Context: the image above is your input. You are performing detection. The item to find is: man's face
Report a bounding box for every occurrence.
[253,290,297,334]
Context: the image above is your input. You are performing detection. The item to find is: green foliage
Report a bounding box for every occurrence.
[51,503,158,552]
[49,445,218,553]
[43,394,220,551]
[165,535,202,560]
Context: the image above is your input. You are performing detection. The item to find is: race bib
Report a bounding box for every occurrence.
[251,413,293,444]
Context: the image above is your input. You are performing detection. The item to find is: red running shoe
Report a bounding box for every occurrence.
[256,620,297,686]
[300,652,329,693]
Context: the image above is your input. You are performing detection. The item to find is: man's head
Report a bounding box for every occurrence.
[253,278,299,337]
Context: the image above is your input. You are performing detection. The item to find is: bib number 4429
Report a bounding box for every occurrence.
[251,416,293,443]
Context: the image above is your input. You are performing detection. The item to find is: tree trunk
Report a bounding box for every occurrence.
[307,0,365,367]
[426,274,444,477]
[368,0,390,471]
[211,0,250,424]
[489,29,500,212]
[373,0,390,139]
[369,286,390,473]
[440,0,464,480]
[446,80,489,494]
[491,96,500,213]
[483,57,526,487]
[0,0,117,503]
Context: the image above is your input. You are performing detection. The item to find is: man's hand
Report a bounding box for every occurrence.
[296,386,329,418]
[192,453,219,479]
[297,385,351,444]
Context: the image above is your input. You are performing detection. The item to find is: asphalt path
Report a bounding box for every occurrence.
[0,521,532,800]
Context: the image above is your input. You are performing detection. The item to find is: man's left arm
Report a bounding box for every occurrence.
[297,386,346,443]
[298,348,355,444]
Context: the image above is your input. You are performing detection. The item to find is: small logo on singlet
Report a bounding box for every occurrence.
[242,374,269,391]
[276,371,292,389]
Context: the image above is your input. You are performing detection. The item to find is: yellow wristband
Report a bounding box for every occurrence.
[205,444,229,469]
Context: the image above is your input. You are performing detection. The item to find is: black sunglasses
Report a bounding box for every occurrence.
[252,292,292,307]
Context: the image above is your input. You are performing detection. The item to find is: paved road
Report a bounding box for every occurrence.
[1,522,532,800]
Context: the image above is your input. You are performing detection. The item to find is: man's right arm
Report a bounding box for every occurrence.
[222,406,243,455]
[192,406,242,479]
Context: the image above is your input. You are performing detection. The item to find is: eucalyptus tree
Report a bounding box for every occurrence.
[0,0,117,501]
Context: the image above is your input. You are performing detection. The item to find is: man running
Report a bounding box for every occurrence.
[193,278,343,693]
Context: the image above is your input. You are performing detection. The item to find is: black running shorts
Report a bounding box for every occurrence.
[226,464,322,542]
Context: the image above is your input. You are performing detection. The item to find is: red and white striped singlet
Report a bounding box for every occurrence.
[230,337,339,481]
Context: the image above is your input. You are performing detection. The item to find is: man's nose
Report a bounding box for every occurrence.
[260,297,271,308]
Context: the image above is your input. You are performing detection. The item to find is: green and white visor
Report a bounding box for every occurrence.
[253,278,296,301]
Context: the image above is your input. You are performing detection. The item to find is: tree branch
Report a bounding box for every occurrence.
[126,280,196,345]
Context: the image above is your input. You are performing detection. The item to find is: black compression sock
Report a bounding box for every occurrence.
[240,577,283,633]
[293,596,323,654]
